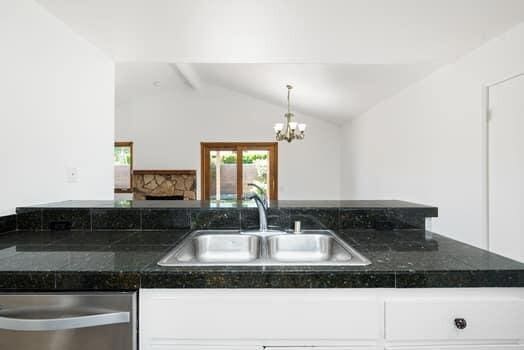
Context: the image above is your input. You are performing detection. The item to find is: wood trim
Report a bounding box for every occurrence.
[200,142,278,200]
[200,144,207,200]
[200,142,278,149]
[115,141,133,147]
[114,141,133,193]
[236,149,242,200]
[133,169,196,176]
[114,188,133,194]
[271,142,278,200]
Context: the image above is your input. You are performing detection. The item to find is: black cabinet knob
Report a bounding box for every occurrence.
[454,318,467,330]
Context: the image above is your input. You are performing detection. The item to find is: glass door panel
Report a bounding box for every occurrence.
[242,150,270,199]
[209,150,237,200]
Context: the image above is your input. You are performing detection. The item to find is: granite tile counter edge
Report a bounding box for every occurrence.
[14,206,436,232]
[0,269,522,291]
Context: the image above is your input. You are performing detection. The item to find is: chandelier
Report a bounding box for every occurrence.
[274,85,306,142]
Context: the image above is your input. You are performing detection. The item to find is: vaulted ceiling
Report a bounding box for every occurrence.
[40,0,524,122]
[116,62,437,123]
[37,0,524,63]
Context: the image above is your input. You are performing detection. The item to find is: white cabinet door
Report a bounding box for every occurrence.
[140,289,382,342]
[145,345,261,350]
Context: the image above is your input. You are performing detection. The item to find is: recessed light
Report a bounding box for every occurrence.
[153,81,161,87]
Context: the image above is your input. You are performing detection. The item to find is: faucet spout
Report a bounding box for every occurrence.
[247,183,267,209]
[248,193,268,232]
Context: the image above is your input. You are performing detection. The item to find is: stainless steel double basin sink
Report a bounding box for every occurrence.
[158,230,371,266]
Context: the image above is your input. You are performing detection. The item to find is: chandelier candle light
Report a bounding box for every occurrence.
[274,85,306,142]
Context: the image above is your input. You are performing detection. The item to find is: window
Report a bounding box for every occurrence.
[114,141,133,193]
[201,142,278,200]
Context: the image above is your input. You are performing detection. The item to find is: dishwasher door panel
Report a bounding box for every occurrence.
[0,292,136,350]
[0,323,131,350]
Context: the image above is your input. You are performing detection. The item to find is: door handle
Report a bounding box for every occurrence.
[0,311,130,331]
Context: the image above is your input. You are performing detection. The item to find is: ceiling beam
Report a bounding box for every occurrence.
[169,63,201,90]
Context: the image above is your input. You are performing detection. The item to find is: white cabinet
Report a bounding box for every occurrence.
[139,288,524,350]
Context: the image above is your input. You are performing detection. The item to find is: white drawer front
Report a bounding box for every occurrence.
[386,346,524,350]
[385,298,524,341]
[265,347,380,350]
[140,290,382,341]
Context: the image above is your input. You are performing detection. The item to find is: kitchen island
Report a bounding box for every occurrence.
[0,199,520,289]
[1,200,523,349]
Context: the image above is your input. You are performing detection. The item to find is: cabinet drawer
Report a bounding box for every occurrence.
[140,290,382,341]
[385,298,524,341]
[265,347,379,350]
[386,346,524,350]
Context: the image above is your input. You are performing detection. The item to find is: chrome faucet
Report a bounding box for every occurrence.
[248,193,268,232]
[247,183,268,232]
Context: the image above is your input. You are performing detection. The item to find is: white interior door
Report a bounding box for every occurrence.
[488,74,524,262]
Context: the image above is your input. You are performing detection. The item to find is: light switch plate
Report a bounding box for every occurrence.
[67,167,79,183]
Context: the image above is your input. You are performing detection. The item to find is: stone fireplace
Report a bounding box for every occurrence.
[133,170,196,200]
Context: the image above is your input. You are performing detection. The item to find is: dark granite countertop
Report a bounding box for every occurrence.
[15,199,437,233]
[22,199,438,212]
[0,228,522,290]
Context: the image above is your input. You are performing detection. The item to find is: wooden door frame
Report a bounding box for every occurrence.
[200,142,278,200]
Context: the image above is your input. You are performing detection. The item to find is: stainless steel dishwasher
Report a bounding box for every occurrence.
[0,292,136,350]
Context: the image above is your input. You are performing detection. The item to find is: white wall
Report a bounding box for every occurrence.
[0,0,115,215]
[116,84,341,200]
[341,23,524,248]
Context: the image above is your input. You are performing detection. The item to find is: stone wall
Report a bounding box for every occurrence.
[133,170,196,200]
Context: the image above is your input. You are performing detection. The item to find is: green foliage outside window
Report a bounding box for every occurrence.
[114,147,131,165]
[221,153,268,164]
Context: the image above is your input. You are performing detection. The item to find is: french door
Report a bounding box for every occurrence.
[201,142,278,200]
